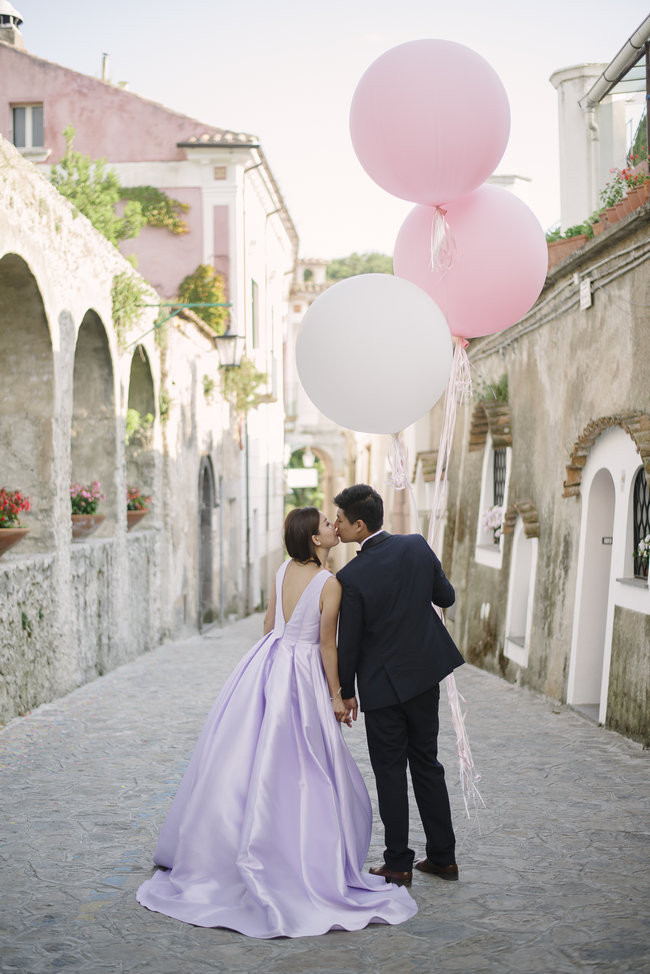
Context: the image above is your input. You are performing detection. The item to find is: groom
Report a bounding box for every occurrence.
[334,484,464,885]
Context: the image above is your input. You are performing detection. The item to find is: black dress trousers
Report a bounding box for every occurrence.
[363,685,456,871]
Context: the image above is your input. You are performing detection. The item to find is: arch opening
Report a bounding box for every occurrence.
[0,253,54,549]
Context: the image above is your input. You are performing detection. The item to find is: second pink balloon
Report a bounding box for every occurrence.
[393,185,549,340]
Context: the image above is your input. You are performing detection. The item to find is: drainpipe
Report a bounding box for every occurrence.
[241,159,262,616]
[646,40,650,175]
[579,15,650,110]
[219,475,224,624]
[584,107,600,214]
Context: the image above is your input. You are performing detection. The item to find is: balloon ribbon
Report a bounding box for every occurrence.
[388,342,483,819]
[430,206,457,274]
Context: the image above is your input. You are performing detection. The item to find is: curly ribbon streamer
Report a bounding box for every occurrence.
[388,433,421,531]
[427,340,472,552]
[430,206,457,274]
[387,432,410,490]
[388,340,482,818]
[444,669,485,821]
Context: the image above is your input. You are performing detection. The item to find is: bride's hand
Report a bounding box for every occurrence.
[332,696,352,726]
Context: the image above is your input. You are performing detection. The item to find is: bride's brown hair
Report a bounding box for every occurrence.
[284,507,321,566]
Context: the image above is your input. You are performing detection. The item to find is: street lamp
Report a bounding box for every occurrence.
[214,329,245,369]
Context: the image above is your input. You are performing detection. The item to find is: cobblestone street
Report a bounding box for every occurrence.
[1,614,648,974]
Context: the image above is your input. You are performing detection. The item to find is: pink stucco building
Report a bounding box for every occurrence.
[0,11,297,332]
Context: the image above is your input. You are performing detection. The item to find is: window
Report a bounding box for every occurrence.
[12,104,43,149]
[475,436,511,569]
[632,469,650,580]
[493,448,507,508]
[504,517,538,667]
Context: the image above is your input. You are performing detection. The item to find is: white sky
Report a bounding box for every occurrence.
[15,0,650,258]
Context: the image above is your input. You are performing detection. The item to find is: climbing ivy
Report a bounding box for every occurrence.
[158,388,172,424]
[51,126,146,246]
[203,374,217,404]
[221,355,268,416]
[125,408,154,446]
[119,186,189,235]
[474,374,509,403]
[178,264,229,334]
[111,272,149,349]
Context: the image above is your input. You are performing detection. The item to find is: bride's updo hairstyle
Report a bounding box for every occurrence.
[284,507,321,566]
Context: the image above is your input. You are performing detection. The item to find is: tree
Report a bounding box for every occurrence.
[50,126,146,246]
[285,448,324,514]
[178,264,229,334]
[326,252,393,281]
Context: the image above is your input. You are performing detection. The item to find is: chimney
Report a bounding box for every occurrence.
[550,63,627,229]
[0,1,25,50]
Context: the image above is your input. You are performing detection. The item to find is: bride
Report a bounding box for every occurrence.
[136,507,417,938]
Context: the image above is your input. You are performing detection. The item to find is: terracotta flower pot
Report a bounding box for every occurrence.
[605,204,621,225]
[0,527,30,557]
[626,187,644,211]
[614,201,628,221]
[592,220,605,236]
[547,234,588,269]
[71,513,106,540]
[126,509,149,531]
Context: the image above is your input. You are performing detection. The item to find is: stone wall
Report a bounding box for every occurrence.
[607,606,650,745]
[0,136,288,726]
[436,207,650,743]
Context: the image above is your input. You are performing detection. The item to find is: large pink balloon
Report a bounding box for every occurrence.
[393,186,548,339]
[350,40,510,205]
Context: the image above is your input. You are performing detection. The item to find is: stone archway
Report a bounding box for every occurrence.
[126,345,156,497]
[71,310,117,530]
[568,467,616,720]
[0,253,54,549]
[502,499,540,538]
[563,413,650,497]
[468,401,513,452]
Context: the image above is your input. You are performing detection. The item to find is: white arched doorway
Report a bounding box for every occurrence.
[504,517,538,668]
[566,423,650,729]
[568,468,615,720]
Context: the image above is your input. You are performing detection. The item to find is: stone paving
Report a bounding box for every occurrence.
[0,614,648,974]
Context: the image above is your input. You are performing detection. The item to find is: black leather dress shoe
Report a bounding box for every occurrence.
[414,858,459,880]
[369,864,413,886]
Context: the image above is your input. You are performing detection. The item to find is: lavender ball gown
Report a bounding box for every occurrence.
[136,560,417,938]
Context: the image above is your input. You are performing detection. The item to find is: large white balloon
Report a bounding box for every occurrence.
[296,274,453,434]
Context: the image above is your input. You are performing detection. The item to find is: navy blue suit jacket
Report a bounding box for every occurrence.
[336,532,464,712]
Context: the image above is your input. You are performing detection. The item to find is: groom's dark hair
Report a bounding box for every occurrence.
[334,484,383,533]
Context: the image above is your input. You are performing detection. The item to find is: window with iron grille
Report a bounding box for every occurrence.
[632,469,650,580]
[493,448,507,508]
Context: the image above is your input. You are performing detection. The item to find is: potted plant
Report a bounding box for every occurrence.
[589,209,607,236]
[626,160,650,208]
[126,485,152,531]
[635,533,650,580]
[0,488,31,557]
[70,481,106,540]
[599,169,626,225]
[546,224,590,269]
[481,505,504,546]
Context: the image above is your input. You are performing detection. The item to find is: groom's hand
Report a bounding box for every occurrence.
[343,697,358,721]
